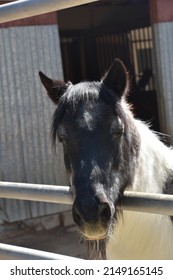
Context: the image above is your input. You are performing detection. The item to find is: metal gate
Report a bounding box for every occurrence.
[0,181,173,259]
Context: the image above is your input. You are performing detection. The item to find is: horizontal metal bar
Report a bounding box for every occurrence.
[0,0,99,24]
[1,181,173,216]
[0,243,81,260]
[121,191,173,216]
[0,181,73,204]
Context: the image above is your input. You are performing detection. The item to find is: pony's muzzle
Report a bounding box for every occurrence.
[72,198,112,240]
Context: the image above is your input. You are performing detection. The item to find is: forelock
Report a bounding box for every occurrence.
[61,81,100,104]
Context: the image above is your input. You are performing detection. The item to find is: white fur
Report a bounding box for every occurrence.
[107,120,173,259]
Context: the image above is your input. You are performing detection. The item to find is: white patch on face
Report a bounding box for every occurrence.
[77,102,104,131]
[77,104,97,131]
[80,160,85,169]
[83,111,95,131]
[68,165,76,198]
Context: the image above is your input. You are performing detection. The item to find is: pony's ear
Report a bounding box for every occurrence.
[102,58,129,98]
[39,71,68,104]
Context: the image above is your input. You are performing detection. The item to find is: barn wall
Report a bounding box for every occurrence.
[0,15,70,223]
[152,22,173,142]
[150,0,173,144]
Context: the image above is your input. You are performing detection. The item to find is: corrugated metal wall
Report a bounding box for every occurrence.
[0,25,70,223]
[152,22,173,144]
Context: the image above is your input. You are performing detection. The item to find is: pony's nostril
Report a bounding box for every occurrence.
[72,206,84,228]
[99,202,111,223]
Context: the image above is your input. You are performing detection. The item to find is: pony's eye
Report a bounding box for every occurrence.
[57,126,68,144]
[116,125,124,136]
[58,134,67,144]
[110,118,124,137]
[111,128,123,139]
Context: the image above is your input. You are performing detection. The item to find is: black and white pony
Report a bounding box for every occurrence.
[39,59,173,259]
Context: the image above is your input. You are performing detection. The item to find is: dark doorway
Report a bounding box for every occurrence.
[57,0,160,132]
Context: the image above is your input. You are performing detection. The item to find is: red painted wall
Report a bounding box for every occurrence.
[150,0,173,23]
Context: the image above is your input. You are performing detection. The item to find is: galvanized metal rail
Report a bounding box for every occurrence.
[0,243,81,260]
[1,181,173,216]
[0,0,99,24]
[0,181,73,204]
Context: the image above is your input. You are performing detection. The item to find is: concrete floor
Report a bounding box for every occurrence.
[0,217,88,259]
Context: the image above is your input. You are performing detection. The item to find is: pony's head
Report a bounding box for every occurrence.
[39,59,140,257]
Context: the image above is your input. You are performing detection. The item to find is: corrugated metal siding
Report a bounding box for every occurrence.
[152,22,173,144]
[0,25,70,223]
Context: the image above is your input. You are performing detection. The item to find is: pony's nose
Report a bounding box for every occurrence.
[72,199,112,228]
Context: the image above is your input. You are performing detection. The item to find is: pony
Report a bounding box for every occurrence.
[39,58,173,259]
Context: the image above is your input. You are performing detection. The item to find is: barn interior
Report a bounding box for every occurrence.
[57,0,160,132]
